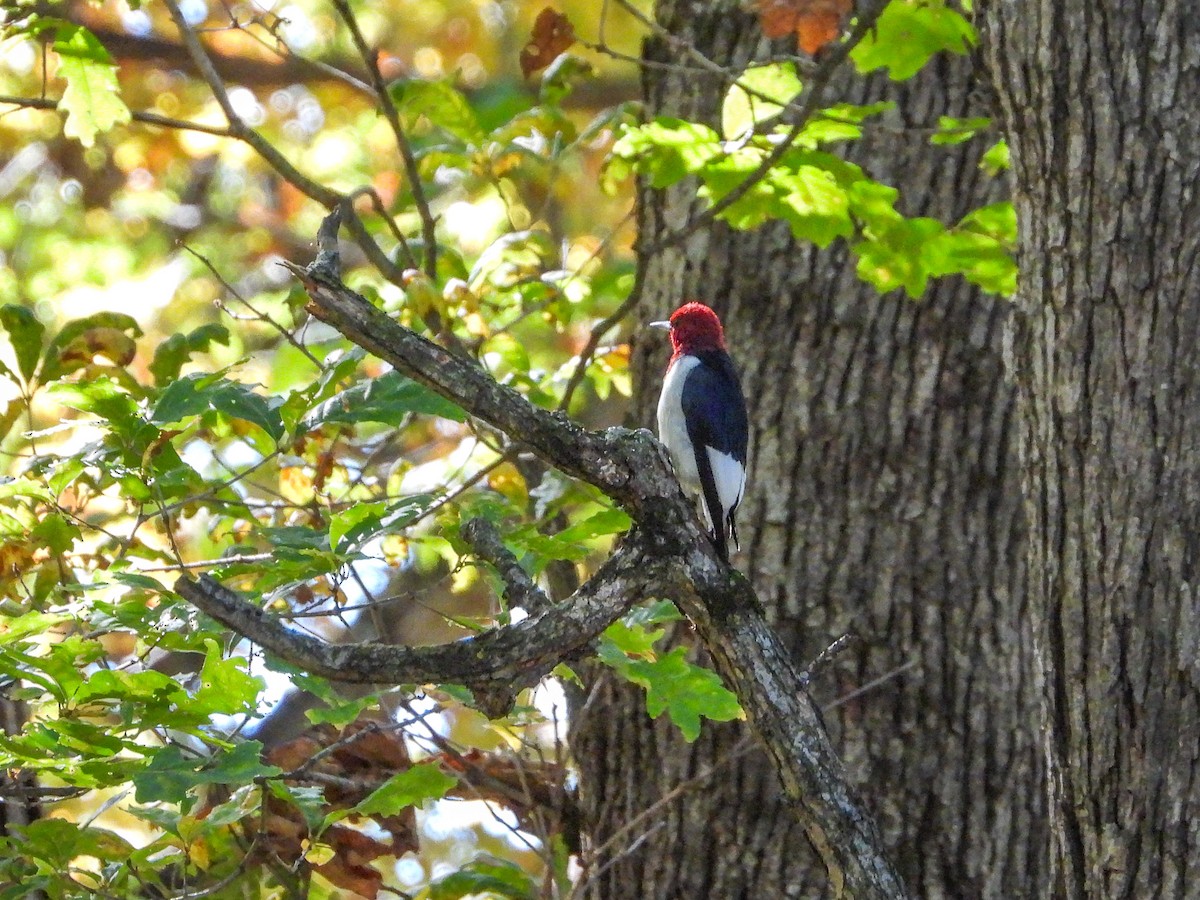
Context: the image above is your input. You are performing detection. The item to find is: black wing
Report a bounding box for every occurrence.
[680,350,749,561]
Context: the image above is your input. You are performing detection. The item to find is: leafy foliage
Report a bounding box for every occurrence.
[851,0,976,81]
[598,601,743,741]
[608,105,1016,296]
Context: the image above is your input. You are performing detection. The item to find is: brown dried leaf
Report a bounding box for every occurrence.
[755,0,851,54]
[315,826,393,898]
[59,326,138,366]
[519,8,576,78]
[332,720,411,771]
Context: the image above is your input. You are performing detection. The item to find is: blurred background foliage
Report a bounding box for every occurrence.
[0,0,649,896]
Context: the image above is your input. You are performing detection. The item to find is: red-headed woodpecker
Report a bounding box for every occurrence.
[651,302,749,563]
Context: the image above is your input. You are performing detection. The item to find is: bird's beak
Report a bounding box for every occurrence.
[648,320,672,331]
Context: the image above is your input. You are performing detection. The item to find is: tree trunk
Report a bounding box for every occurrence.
[979,4,1200,896]
[571,3,1047,896]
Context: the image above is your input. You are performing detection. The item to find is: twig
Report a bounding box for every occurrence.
[462,517,552,615]
[330,0,439,282]
[802,633,857,685]
[158,0,433,316]
[0,94,236,136]
[183,244,323,368]
[569,737,757,898]
[557,290,639,412]
[348,185,418,271]
[135,552,276,572]
[824,660,917,712]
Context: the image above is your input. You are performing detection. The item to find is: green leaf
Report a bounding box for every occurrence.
[152,373,285,443]
[191,639,263,717]
[854,215,948,298]
[267,781,327,833]
[931,227,1017,295]
[392,78,483,142]
[47,377,143,440]
[598,602,740,742]
[0,305,45,382]
[29,514,80,554]
[721,63,802,139]
[851,1,977,81]
[13,818,132,871]
[552,507,631,544]
[133,741,279,804]
[53,25,131,146]
[540,53,594,106]
[981,139,1010,175]
[771,166,855,246]
[930,115,992,146]
[303,369,465,428]
[0,477,53,503]
[0,611,73,645]
[305,693,380,728]
[958,201,1016,242]
[206,740,281,784]
[132,746,203,804]
[621,599,682,629]
[149,324,231,385]
[428,857,538,900]
[40,312,142,382]
[608,118,722,189]
[349,762,457,819]
[328,494,433,551]
[606,646,742,742]
[202,783,262,829]
[601,620,665,660]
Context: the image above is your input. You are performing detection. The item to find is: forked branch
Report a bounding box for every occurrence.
[207,210,911,899]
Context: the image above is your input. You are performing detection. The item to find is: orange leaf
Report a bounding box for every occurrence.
[796,10,845,55]
[519,8,575,78]
[755,0,850,54]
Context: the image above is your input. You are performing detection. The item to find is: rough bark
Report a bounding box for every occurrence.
[571,3,1047,897]
[979,3,1200,896]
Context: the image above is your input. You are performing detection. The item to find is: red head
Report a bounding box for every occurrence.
[651,302,727,359]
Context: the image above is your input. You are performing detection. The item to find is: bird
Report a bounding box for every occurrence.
[651,302,749,563]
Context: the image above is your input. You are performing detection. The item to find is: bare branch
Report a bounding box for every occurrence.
[462,517,552,616]
[158,0,429,313]
[161,0,338,208]
[557,290,640,413]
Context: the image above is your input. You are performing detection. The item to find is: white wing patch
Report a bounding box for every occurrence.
[705,446,746,531]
